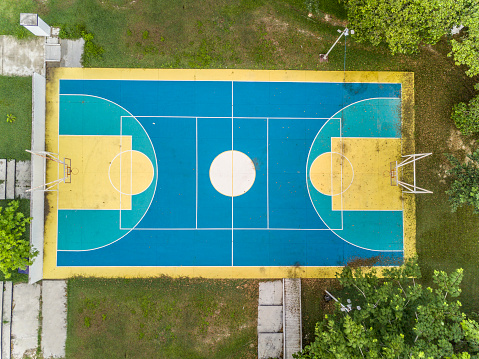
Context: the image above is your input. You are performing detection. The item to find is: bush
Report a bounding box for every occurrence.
[446,150,479,213]
[0,200,37,278]
[452,84,479,135]
[81,31,104,67]
[58,23,87,39]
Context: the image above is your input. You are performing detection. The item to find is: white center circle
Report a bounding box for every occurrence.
[209,150,256,197]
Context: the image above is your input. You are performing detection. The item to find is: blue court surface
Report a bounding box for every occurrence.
[53,72,410,272]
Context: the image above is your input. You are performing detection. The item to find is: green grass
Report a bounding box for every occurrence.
[0,76,32,160]
[1,0,479,347]
[0,0,37,39]
[66,277,258,359]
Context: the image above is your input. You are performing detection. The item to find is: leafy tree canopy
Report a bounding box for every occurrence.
[294,259,479,359]
[450,11,479,77]
[446,150,479,214]
[342,0,479,76]
[451,84,479,135]
[342,0,467,55]
[0,200,37,278]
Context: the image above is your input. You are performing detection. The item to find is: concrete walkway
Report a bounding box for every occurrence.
[0,159,32,199]
[42,281,67,359]
[258,279,302,359]
[0,24,79,359]
[284,279,302,358]
[0,36,45,76]
[0,34,84,78]
[11,283,41,359]
[258,280,284,359]
[0,281,67,359]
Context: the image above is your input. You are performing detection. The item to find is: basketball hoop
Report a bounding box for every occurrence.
[26,150,72,192]
[390,153,432,194]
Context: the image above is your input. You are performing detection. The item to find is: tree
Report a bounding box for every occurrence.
[294,259,479,358]
[445,150,479,214]
[450,11,479,77]
[342,0,466,55]
[343,0,479,76]
[0,200,37,278]
[451,84,479,135]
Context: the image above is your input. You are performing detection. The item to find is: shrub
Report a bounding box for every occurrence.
[6,114,16,123]
[446,150,479,213]
[80,31,104,67]
[0,201,37,278]
[452,84,479,135]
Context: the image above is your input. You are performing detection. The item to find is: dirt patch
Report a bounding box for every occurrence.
[346,255,381,268]
[43,192,50,221]
[447,128,475,153]
[99,0,137,10]
[297,28,321,40]
[261,14,321,40]
[437,162,452,181]
[261,15,289,33]
[321,14,348,27]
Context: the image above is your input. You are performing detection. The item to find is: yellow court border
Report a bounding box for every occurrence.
[44,68,415,279]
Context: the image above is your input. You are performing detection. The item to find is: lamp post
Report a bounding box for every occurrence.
[319,28,354,62]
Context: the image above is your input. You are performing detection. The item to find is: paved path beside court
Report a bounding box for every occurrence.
[11,283,41,359]
[0,36,45,76]
[0,281,67,359]
[42,281,67,359]
[258,279,302,359]
[0,34,83,78]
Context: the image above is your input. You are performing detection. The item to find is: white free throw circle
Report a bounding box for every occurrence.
[209,150,256,197]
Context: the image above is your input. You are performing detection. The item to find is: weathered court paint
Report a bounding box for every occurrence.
[43,68,415,279]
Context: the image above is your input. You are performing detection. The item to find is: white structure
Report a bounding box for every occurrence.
[319,28,354,62]
[19,13,51,37]
[391,153,433,194]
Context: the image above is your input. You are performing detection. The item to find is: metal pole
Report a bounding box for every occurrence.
[325,290,350,312]
[319,28,352,62]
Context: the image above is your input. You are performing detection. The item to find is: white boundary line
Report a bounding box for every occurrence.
[340,113,344,227]
[267,118,269,229]
[56,99,60,266]
[63,79,401,85]
[305,97,403,252]
[57,262,404,268]
[231,81,234,266]
[132,115,337,120]
[59,134,126,137]
[120,116,123,227]
[196,117,198,230]
[107,150,154,196]
[57,94,403,254]
[58,94,159,253]
[310,151,354,199]
[119,227,339,231]
[130,140,133,196]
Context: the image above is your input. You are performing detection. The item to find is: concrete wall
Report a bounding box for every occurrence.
[29,73,46,284]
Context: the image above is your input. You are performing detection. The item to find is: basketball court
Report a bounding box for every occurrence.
[41,69,416,278]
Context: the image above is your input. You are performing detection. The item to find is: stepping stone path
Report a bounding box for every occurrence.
[0,160,31,200]
[0,281,67,359]
[258,279,302,359]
